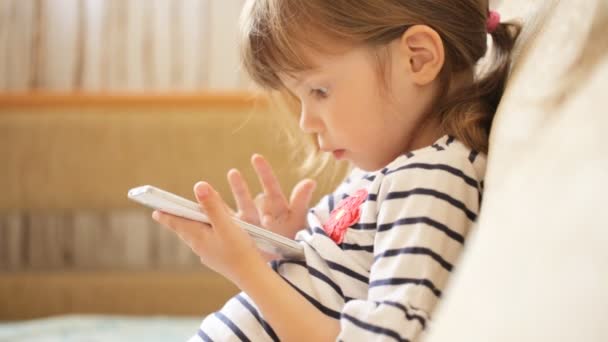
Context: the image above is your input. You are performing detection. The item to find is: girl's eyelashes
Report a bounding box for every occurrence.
[309,87,329,100]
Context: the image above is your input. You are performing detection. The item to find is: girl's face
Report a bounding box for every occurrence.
[280,41,441,171]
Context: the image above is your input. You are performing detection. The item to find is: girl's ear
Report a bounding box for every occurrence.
[398,25,445,85]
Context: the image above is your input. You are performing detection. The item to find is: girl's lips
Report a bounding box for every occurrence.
[332,149,346,160]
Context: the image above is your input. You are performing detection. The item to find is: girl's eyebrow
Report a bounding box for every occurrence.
[296,70,326,87]
[283,66,324,89]
[296,64,326,82]
[291,74,313,89]
[293,76,307,88]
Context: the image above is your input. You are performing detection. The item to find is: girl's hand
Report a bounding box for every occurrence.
[152,181,265,284]
[227,154,316,239]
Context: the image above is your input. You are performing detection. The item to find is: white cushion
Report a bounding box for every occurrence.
[425,1,608,341]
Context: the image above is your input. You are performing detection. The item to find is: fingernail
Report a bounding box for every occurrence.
[152,211,160,220]
[195,182,210,198]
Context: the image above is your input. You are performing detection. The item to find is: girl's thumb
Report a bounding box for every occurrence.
[194,182,231,228]
[290,179,316,211]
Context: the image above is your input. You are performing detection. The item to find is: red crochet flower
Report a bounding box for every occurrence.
[323,189,368,244]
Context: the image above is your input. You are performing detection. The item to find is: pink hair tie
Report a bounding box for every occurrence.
[486,10,501,33]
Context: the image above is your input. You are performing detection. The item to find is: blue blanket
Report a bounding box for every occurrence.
[0,315,200,341]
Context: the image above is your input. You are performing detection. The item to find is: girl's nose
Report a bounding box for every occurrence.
[299,104,323,134]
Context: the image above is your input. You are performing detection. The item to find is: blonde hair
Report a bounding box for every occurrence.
[240,0,521,168]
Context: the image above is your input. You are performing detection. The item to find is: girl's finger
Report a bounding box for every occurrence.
[289,179,316,215]
[254,192,272,225]
[152,210,210,248]
[224,203,237,216]
[254,192,273,226]
[254,192,265,214]
[193,181,233,233]
[227,168,260,224]
[251,154,288,215]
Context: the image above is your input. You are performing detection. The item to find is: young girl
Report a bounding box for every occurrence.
[153,0,520,340]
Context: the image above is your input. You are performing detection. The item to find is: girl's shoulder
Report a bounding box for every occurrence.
[334,135,487,200]
[381,135,487,183]
[342,135,486,196]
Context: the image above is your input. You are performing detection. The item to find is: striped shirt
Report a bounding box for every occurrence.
[190,135,486,342]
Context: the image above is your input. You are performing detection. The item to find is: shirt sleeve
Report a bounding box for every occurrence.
[337,155,483,341]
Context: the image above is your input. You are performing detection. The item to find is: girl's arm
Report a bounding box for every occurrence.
[235,258,340,341]
[153,181,338,342]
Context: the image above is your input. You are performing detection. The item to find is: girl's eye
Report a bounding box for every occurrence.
[310,87,329,99]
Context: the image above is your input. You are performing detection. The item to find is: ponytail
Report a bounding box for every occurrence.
[436,20,522,154]
[480,22,522,113]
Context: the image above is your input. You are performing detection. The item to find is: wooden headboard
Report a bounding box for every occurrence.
[0,92,344,320]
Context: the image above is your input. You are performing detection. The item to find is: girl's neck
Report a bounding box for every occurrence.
[405,69,474,151]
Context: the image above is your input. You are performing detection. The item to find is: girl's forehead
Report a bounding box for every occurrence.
[292,31,361,61]
[276,49,335,83]
[297,44,369,69]
[278,55,342,85]
[278,70,319,89]
[278,46,382,89]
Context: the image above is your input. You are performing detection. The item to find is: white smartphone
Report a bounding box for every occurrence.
[128,185,304,260]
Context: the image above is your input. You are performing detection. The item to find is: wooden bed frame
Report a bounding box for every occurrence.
[0,91,343,321]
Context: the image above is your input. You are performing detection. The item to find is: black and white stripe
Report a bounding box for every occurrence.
[193,136,486,342]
